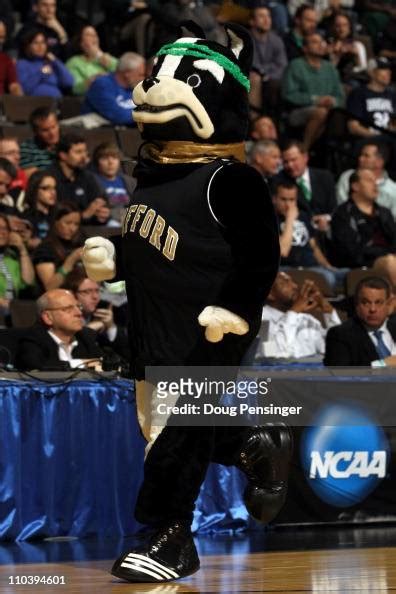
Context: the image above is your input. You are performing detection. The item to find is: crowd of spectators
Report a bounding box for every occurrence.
[0,0,394,370]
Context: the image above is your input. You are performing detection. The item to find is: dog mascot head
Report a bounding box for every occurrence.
[133,23,253,145]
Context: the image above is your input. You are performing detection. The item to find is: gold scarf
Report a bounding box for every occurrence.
[145,140,246,164]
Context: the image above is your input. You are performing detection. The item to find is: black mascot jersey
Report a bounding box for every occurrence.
[121,159,261,377]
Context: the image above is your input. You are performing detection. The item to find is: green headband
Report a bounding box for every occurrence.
[156,42,250,92]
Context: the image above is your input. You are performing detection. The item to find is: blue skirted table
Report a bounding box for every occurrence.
[0,378,250,541]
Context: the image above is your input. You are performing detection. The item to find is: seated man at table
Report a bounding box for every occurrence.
[63,269,130,362]
[254,271,341,361]
[16,288,104,371]
[324,276,396,367]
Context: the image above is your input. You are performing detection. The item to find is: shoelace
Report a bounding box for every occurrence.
[149,525,183,553]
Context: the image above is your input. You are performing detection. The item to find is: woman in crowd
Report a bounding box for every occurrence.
[16,29,74,98]
[66,25,118,95]
[23,171,57,241]
[327,13,368,85]
[32,202,83,291]
[0,213,35,310]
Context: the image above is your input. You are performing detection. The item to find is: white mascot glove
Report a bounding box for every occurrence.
[82,236,116,282]
[198,306,249,343]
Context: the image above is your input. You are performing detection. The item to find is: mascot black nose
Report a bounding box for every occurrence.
[142,77,160,92]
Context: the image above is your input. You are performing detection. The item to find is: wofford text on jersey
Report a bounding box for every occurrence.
[122,203,179,261]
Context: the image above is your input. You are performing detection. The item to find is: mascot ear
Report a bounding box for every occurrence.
[224,22,253,77]
[160,20,205,41]
[179,20,206,38]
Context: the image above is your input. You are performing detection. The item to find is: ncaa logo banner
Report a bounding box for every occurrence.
[301,405,390,507]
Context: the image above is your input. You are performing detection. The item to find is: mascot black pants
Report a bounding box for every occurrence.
[135,425,249,527]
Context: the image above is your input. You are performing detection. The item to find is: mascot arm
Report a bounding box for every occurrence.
[207,163,280,321]
[82,235,125,282]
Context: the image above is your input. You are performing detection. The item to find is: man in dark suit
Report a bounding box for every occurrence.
[324,276,396,366]
[275,140,337,233]
[16,288,104,371]
[63,268,130,362]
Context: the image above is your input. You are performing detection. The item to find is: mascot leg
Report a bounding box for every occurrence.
[112,425,212,583]
[111,423,292,583]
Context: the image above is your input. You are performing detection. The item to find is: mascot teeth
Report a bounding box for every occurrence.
[133,77,214,139]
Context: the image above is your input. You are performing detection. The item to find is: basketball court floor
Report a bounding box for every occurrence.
[0,526,395,593]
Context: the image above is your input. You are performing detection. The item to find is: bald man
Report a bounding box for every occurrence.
[16,288,104,370]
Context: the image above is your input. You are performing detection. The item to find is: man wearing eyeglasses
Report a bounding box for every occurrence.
[16,288,104,370]
[63,269,130,361]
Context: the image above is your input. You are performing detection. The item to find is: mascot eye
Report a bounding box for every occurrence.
[187,74,201,88]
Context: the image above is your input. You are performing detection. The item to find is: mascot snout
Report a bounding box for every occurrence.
[133,76,214,139]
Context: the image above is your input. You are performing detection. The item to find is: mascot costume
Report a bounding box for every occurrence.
[83,22,292,583]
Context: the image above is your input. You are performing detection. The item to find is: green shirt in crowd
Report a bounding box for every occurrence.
[281,57,345,108]
[20,139,55,170]
[66,54,118,96]
[0,252,29,298]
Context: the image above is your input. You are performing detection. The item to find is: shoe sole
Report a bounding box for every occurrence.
[111,562,200,583]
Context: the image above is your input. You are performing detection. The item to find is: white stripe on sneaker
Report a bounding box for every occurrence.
[125,553,179,578]
[120,560,164,581]
[123,557,173,580]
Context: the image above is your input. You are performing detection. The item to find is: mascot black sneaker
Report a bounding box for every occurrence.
[111,523,200,583]
[236,424,293,524]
